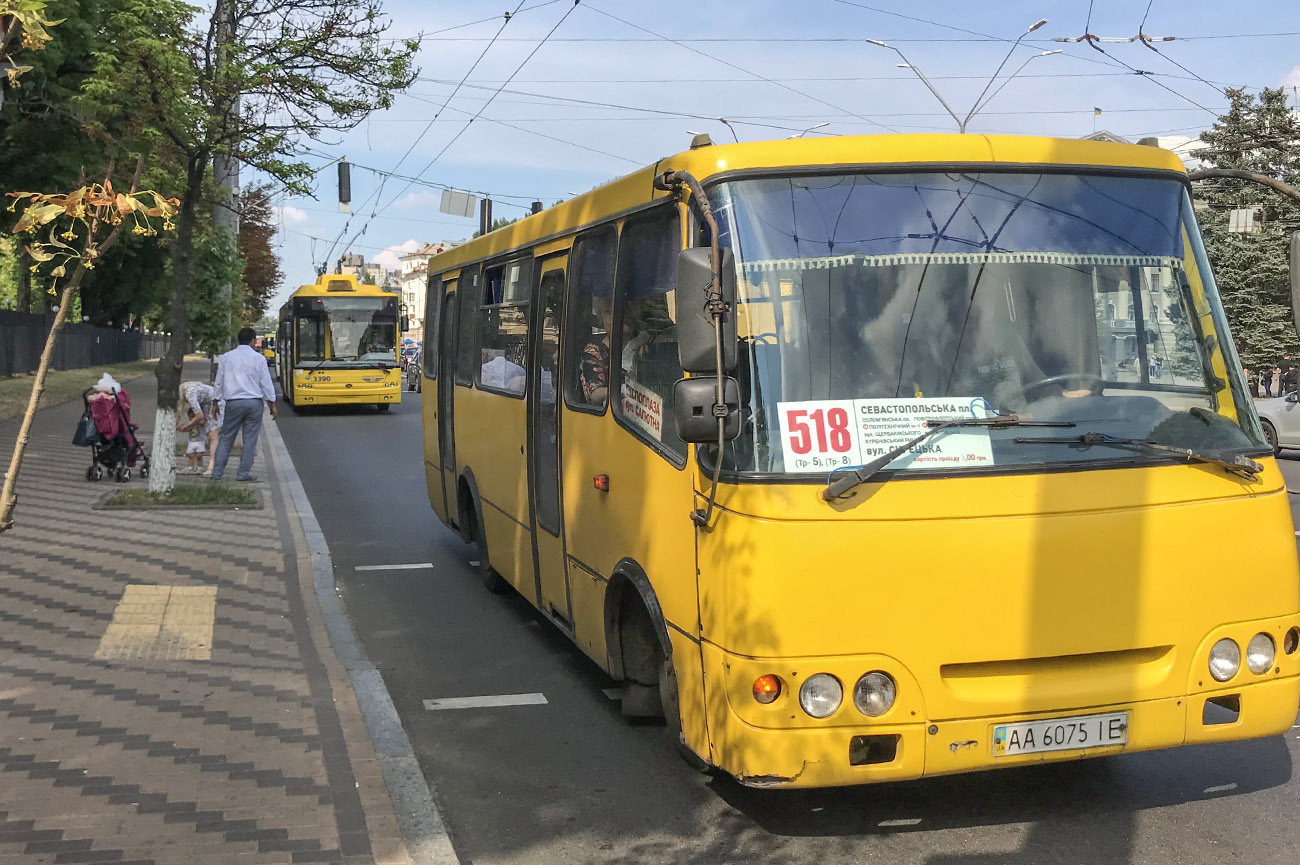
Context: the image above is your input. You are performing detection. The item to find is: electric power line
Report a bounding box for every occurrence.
[320,1,530,271]
[350,0,583,257]
[582,2,898,133]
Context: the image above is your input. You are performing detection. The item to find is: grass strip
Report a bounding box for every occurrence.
[0,356,204,422]
[102,484,256,507]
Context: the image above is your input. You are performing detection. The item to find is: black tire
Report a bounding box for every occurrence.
[85,465,96,482]
[140,465,150,478]
[121,468,131,482]
[93,465,104,481]
[379,403,391,412]
[470,508,505,593]
[415,377,422,394]
[1263,419,1280,456]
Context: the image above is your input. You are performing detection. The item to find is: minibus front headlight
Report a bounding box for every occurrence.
[1246,633,1276,675]
[1209,638,1241,682]
[852,672,897,717]
[799,674,843,719]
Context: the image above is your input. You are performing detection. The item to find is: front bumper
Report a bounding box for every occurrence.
[700,641,1300,788]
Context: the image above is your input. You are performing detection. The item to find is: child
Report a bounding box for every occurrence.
[178,403,206,473]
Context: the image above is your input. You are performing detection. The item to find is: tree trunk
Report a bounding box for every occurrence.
[149,155,207,494]
[0,266,87,534]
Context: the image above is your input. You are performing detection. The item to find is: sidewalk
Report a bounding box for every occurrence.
[0,365,447,865]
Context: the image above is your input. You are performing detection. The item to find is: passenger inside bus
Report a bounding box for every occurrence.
[577,297,612,405]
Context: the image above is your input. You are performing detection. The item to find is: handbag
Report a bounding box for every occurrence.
[72,410,101,446]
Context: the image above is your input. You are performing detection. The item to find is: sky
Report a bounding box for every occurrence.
[258,0,1300,312]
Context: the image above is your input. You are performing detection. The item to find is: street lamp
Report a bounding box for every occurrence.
[961,19,1048,132]
[965,50,1062,128]
[717,118,740,143]
[866,40,964,132]
[789,122,829,139]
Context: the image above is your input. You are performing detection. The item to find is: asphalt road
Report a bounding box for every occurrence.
[277,390,1300,865]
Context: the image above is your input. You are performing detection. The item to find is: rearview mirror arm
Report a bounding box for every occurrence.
[656,168,730,529]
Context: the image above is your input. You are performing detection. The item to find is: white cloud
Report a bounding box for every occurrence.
[373,239,419,270]
[275,205,311,228]
[1284,65,1300,91]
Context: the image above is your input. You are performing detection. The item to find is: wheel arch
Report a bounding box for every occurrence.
[603,558,672,683]
[456,467,484,546]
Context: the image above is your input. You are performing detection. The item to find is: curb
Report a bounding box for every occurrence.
[263,417,460,865]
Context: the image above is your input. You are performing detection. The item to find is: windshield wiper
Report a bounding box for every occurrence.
[304,355,357,373]
[1012,431,1263,479]
[823,415,1076,501]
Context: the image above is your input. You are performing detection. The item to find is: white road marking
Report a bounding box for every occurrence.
[602,688,622,701]
[423,693,549,710]
[1203,783,1237,794]
[878,818,923,827]
[355,563,435,572]
[469,560,480,567]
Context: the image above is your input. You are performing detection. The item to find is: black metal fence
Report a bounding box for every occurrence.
[0,310,170,377]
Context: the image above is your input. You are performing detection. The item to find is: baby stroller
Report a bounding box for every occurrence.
[73,377,151,482]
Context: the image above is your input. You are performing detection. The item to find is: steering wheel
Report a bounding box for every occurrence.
[1022,373,1105,401]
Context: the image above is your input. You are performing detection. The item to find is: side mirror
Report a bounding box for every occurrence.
[672,376,741,443]
[1291,232,1300,344]
[1287,391,1299,404]
[676,247,737,374]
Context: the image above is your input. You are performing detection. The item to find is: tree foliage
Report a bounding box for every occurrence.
[187,224,244,354]
[1191,87,1300,368]
[237,182,281,323]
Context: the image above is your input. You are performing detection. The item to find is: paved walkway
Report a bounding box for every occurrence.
[0,366,428,865]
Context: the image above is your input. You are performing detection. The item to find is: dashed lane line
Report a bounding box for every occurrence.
[423,693,549,710]
[355,563,436,571]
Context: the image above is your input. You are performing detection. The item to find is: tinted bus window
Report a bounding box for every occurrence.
[424,274,441,379]
[615,208,685,458]
[565,228,617,412]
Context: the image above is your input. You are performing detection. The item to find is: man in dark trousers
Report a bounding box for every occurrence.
[1281,356,1297,396]
[211,327,278,482]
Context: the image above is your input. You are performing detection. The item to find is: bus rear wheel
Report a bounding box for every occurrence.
[378,403,391,411]
[467,501,505,593]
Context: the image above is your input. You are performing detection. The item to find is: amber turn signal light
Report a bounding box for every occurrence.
[752,674,782,704]
[593,474,609,492]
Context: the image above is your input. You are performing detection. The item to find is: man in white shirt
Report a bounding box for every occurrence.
[211,327,278,482]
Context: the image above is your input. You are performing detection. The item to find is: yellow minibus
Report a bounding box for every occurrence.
[419,133,1300,787]
[277,273,404,411]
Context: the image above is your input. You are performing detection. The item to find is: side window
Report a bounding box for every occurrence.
[455,267,480,386]
[615,208,685,458]
[423,273,442,379]
[476,258,532,397]
[564,227,617,412]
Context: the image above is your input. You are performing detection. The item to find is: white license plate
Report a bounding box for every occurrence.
[992,711,1128,757]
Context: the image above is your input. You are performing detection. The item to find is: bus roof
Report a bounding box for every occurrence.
[286,273,398,300]
[428,133,1188,272]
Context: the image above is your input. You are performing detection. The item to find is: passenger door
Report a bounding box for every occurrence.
[437,286,458,521]
[530,256,570,625]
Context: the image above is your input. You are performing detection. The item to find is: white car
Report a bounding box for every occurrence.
[1255,391,1300,455]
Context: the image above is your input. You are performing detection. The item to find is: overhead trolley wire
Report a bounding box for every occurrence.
[320,1,531,271]
[354,0,583,251]
[581,3,899,133]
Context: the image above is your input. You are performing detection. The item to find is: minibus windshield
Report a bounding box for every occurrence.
[294,297,398,368]
[706,171,1266,477]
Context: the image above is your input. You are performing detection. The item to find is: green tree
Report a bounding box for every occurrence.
[237,183,282,324]
[1191,87,1300,368]
[81,0,417,492]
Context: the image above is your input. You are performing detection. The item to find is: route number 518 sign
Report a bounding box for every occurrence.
[776,397,994,473]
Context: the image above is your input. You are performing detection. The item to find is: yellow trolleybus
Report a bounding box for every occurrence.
[418,133,1300,787]
[277,273,404,411]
